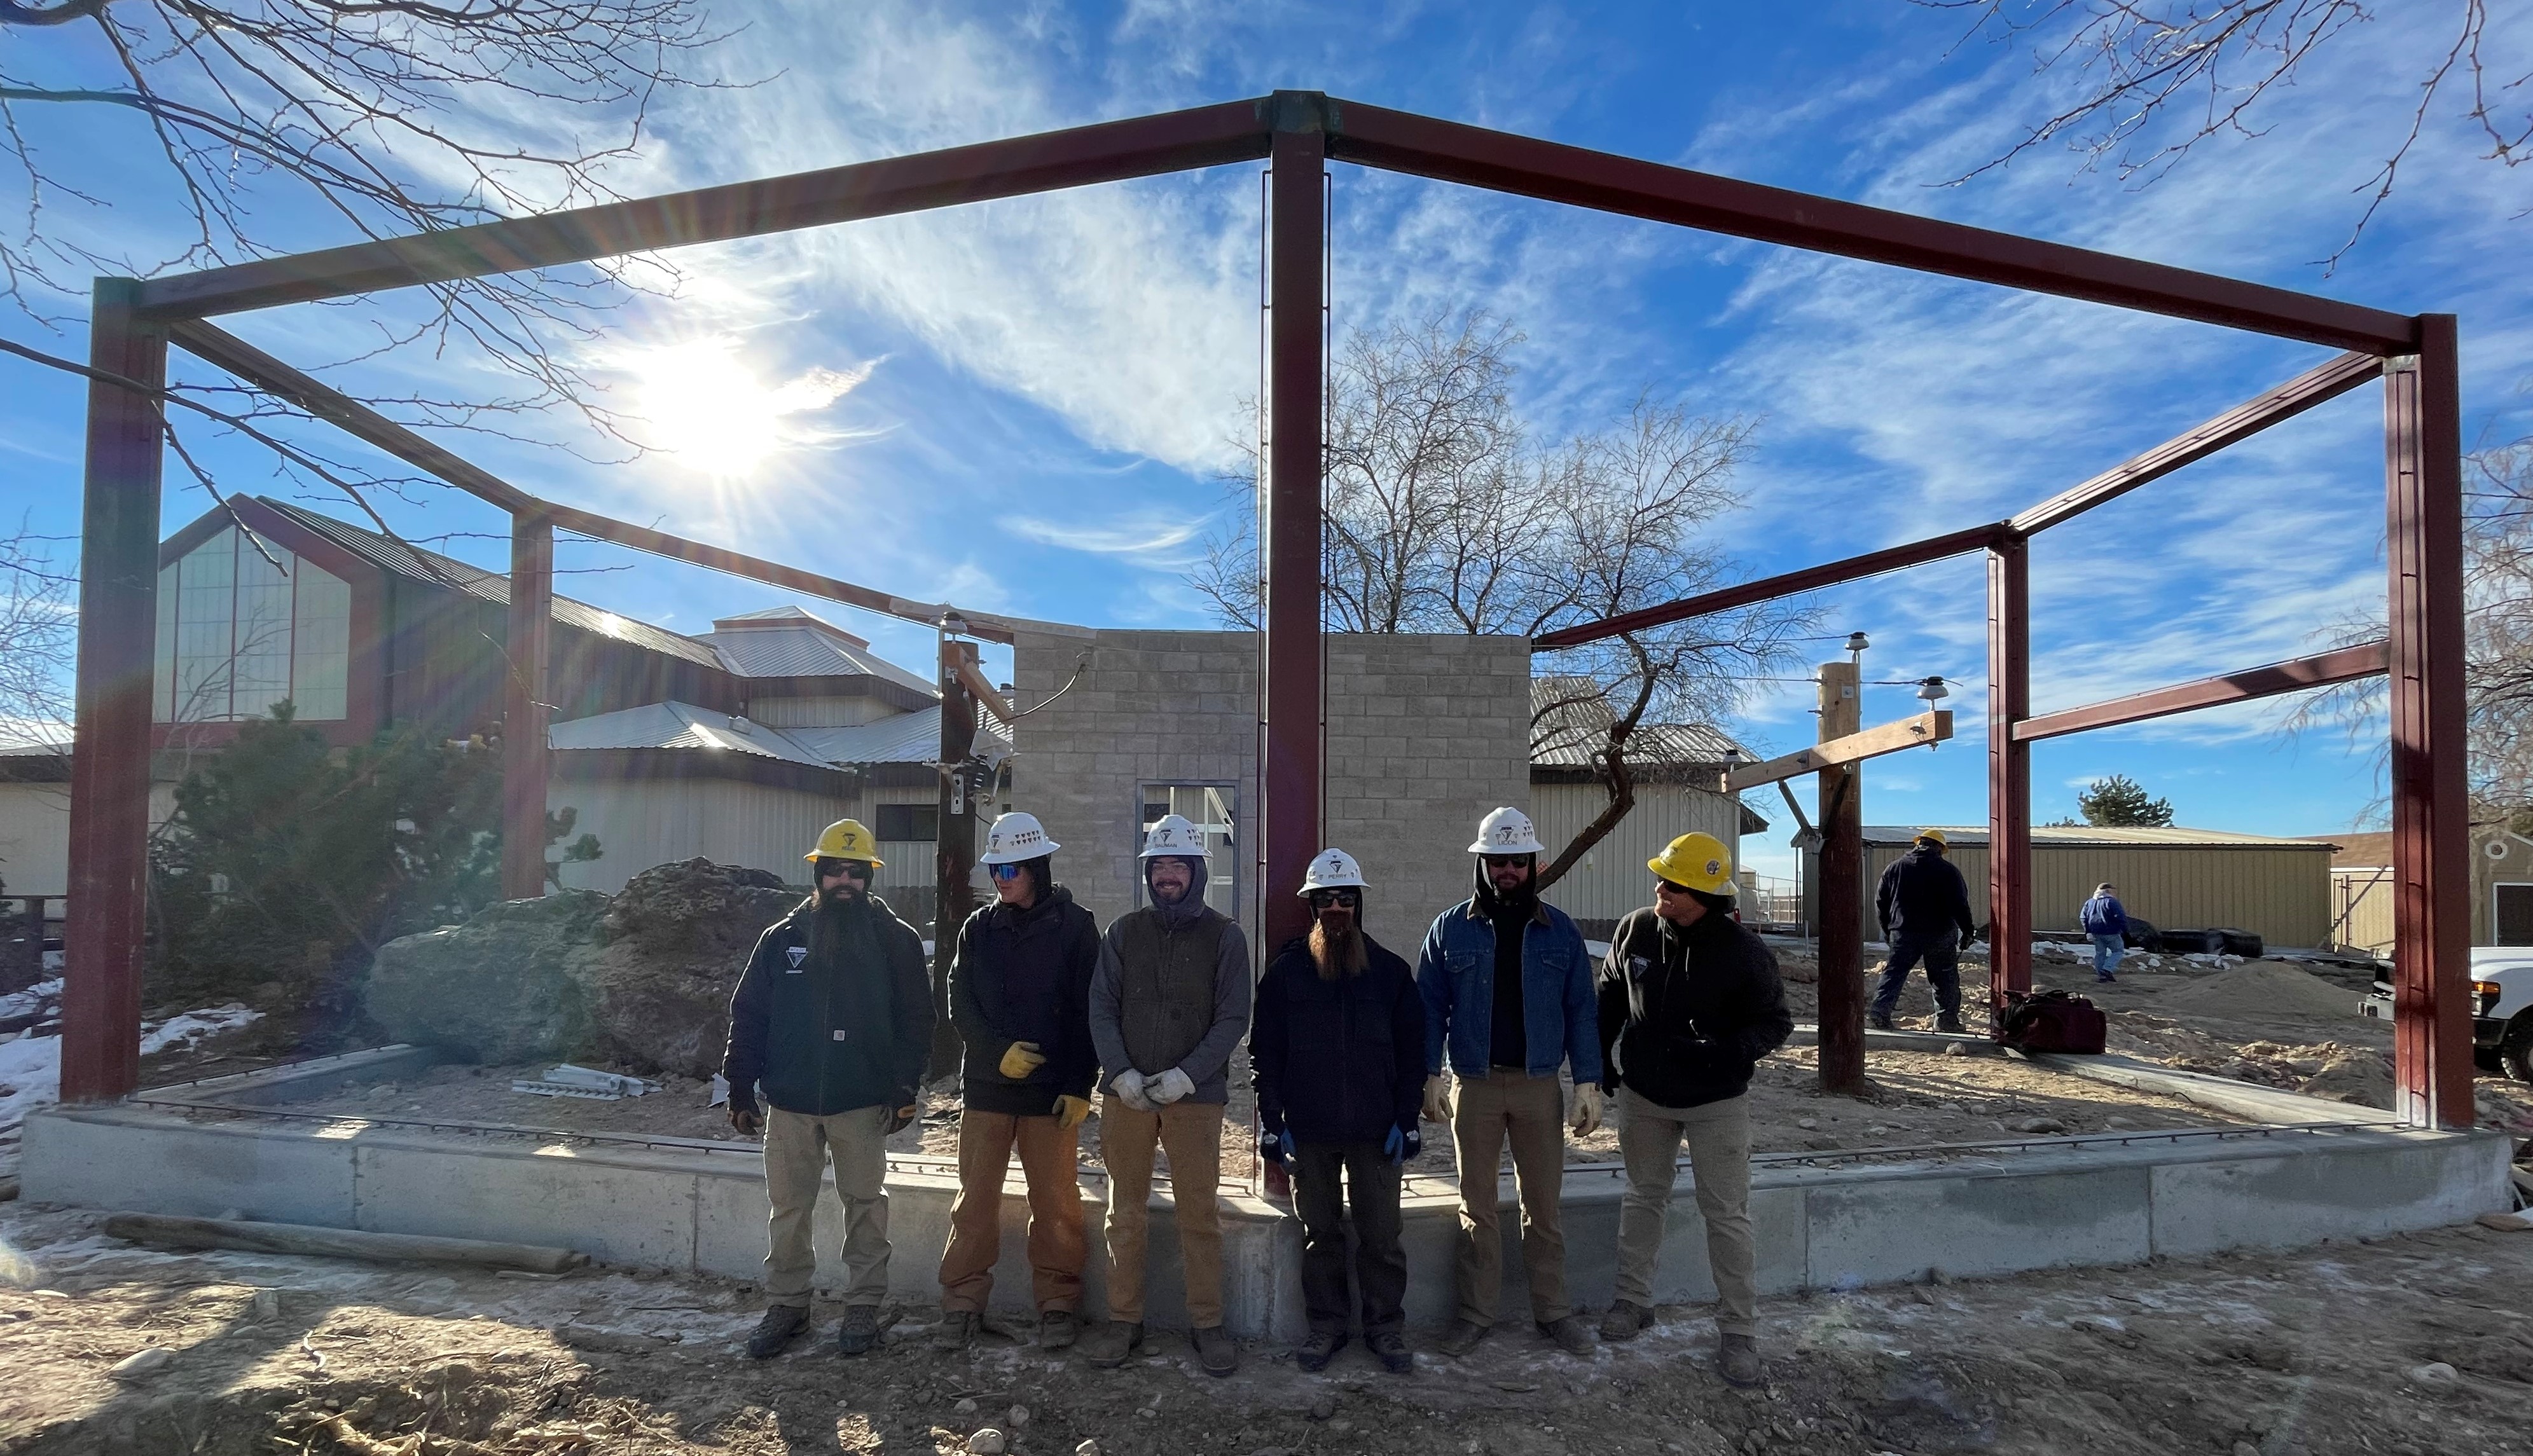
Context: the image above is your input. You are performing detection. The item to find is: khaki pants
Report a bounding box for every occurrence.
[937,1109,1087,1315]
[1098,1095,1225,1326]
[1615,1089,1756,1335]
[1449,1068,1571,1326]
[763,1104,892,1308]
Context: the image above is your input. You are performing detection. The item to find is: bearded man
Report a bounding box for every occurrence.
[1251,849,1426,1375]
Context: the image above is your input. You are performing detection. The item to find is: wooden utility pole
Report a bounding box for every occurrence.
[929,636,981,1078]
[1816,660,1866,1094]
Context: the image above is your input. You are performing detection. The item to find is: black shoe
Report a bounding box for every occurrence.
[1936,1013,1966,1034]
[1038,1310,1079,1350]
[1194,1324,1239,1376]
[834,1305,878,1357]
[1296,1329,1346,1372]
[1437,1319,1489,1358]
[1867,1012,1895,1031]
[746,1304,809,1359]
[930,1309,979,1350]
[1081,1320,1142,1368]
[1537,1315,1594,1357]
[1367,1331,1412,1375]
[1598,1300,1653,1342]
[1719,1332,1762,1388]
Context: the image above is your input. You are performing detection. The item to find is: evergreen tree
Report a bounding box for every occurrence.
[2074,774,2174,828]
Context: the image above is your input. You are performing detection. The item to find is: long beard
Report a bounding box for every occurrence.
[1309,919,1367,980]
[808,894,864,963]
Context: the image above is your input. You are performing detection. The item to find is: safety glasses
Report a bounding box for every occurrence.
[817,859,873,882]
[987,863,1025,882]
[1481,854,1530,870]
[1307,889,1360,909]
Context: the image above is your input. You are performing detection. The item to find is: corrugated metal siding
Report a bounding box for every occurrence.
[1535,781,1744,922]
[2329,867,2395,955]
[1855,841,2333,947]
[549,778,839,895]
[751,696,890,728]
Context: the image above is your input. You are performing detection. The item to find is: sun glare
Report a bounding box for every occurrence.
[626,338,868,479]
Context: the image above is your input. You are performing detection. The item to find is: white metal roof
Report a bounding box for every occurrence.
[694,607,939,697]
[1530,675,1747,767]
[551,701,1006,768]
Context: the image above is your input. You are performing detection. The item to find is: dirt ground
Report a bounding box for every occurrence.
[4,1200,2530,1455]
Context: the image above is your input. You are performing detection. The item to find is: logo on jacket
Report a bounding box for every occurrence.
[786,945,808,971]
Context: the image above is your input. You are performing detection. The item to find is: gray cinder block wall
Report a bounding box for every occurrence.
[1007,629,1531,961]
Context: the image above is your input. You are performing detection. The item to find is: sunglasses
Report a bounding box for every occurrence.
[1655,879,1692,895]
[817,860,873,881]
[1308,889,1360,909]
[1482,855,1530,869]
[988,863,1025,882]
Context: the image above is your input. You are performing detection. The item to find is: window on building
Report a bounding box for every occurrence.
[1138,783,1239,917]
[876,803,939,842]
[152,526,351,723]
[2496,883,2533,946]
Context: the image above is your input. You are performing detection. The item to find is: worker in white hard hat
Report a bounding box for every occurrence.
[722,818,934,1359]
[1079,813,1251,1376]
[1253,848,1425,1375]
[936,811,1100,1352]
[1595,832,1792,1389]
[1414,806,1603,1359]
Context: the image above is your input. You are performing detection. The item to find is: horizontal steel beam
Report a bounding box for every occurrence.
[167,319,1015,643]
[2011,351,2386,534]
[1327,103,2417,354]
[2013,640,2389,743]
[139,99,1277,318]
[1725,710,1952,792]
[1533,523,2006,649]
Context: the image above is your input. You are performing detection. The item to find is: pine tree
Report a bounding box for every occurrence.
[2074,774,2174,827]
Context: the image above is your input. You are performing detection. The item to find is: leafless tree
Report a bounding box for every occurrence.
[0,518,74,752]
[1919,1,2529,264]
[1191,312,1814,885]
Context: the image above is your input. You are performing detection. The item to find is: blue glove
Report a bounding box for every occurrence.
[1384,1123,1419,1165]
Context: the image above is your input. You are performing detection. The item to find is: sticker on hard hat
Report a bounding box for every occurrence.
[1706,860,1723,876]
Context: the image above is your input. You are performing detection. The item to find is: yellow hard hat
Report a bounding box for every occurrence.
[1648,832,1739,896]
[804,818,883,866]
[1915,828,1949,849]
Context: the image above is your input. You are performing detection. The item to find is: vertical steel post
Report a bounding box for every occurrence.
[2385,316,2473,1128]
[1986,533,2033,1031]
[931,636,981,1078]
[1816,660,1865,1094]
[499,511,554,900]
[1261,97,1327,955]
[62,279,168,1104]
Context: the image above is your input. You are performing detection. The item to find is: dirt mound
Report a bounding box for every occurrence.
[583,859,801,1076]
[2155,961,2367,1022]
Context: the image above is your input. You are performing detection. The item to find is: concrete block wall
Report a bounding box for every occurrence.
[1009,628,1532,960]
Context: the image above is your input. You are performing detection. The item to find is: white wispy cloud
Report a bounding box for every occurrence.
[1001,513,1209,559]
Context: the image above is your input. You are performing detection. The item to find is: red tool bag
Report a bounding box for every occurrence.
[2001,989,2107,1054]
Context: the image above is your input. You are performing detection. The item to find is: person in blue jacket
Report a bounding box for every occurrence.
[2080,883,2130,982]
[1415,806,1603,1361]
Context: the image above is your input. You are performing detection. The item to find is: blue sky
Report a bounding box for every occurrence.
[3,1,2528,884]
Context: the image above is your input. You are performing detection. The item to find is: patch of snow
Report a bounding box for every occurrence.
[139,1003,260,1056]
[0,1000,260,1176]
[0,977,60,1022]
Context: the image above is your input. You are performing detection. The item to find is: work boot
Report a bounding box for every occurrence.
[745,1304,809,1359]
[1038,1309,1078,1350]
[1935,1012,1966,1034]
[1367,1330,1413,1375]
[1538,1315,1595,1357]
[1295,1329,1345,1372]
[1194,1324,1239,1377]
[1080,1320,1142,1368]
[1437,1319,1489,1358]
[1718,1332,1762,1389]
[1867,1011,1895,1031]
[834,1304,879,1357]
[931,1309,979,1351]
[1598,1300,1653,1342]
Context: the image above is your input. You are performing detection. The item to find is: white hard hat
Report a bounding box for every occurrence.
[1298,847,1367,893]
[1467,806,1547,856]
[978,811,1060,865]
[1139,813,1208,859]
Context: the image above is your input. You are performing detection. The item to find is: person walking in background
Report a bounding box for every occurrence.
[722,818,934,1360]
[2080,883,2129,983]
[937,811,1100,1352]
[1253,849,1425,1375]
[1595,832,1791,1389]
[1872,828,1980,1034]
[1079,814,1250,1376]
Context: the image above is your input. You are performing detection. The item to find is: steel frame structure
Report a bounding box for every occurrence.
[62,92,2470,1127]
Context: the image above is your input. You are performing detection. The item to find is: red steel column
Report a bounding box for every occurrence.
[499,511,555,900]
[1986,533,2032,1031]
[62,279,169,1103]
[1261,99,1326,953]
[2385,317,2473,1128]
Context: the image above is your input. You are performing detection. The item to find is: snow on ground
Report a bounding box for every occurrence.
[0,991,259,1178]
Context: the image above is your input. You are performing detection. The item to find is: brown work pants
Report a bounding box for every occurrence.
[762,1104,892,1308]
[1098,1095,1225,1327]
[937,1109,1086,1315]
[1614,1090,1757,1335]
[1449,1068,1571,1327]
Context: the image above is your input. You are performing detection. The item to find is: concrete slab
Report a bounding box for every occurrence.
[21,1106,357,1226]
[351,1136,700,1272]
[2148,1127,2515,1256]
[1805,1161,2153,1286]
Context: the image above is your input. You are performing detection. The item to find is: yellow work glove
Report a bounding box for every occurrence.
[998,1040,1047,1079]
[1419,1073,1450,1124]
[1053,1094,1092,1130]
[1568,1082,1606,1138]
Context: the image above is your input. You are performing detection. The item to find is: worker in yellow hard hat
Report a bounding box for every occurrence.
[1594,831,1791,1389]
[1873,828,1980,1033]
[721,818,932,1359]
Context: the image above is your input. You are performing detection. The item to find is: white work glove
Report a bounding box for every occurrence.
[1110,1069,1154,1113]
[1149,1067,1196,1106]
[1568,1082,1606,1138]
[1419,1073,1450,1124]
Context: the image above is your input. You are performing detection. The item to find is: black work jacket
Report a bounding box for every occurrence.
[1876,846,1979,943]
[1596,907,1793,1110]
[1252,932,1424,1146]
[949,885,1100,1115]
[721,894,933,1116]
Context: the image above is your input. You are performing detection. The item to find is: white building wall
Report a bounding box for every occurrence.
[548,776,839,895]
[1533,780,1746,925]
[0,780,176,901]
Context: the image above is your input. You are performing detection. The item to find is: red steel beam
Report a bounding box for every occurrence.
[499,512,555,901]
[2012,642,2390,743]
[2385,317,2473,1129]
[1533,523,2003,649]
[137,99,1276,319]
[1260,107,1327,955]
[61,280,167,1103]
[1328,103,2416,355]
[2011,351,2385,535]
[1987,534,2032,1030]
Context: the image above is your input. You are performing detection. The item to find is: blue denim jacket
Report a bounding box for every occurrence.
[1414,898,1603,1085]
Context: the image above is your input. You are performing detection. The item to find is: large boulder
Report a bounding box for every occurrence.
[365,891,610,1064]
[583,859,802,1077]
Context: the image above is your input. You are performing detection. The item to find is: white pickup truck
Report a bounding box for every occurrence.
[2368,947,2533,1083]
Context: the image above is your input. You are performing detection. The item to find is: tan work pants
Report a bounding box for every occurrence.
[1615,1089,1757,1335]
[763,1104,892,1308]
[1098,1095,1226,1327]
[1449,1068,1571,1326]
[937,1109,1087,1314]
